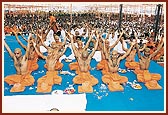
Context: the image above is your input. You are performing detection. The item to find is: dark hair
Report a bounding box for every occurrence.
[56,31,61,36]
[76,36,81,40]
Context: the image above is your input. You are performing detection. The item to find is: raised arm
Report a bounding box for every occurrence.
[121,37,128,52]
[24,34,31,60]
[83,32,93,51]
[135,42,141,59]
[42,26,53,41]
[69,33,78,57]
[58,45,68,58]
[38,34,50,50]
[13,31,27,50]
[62,35,67,46]
[4,40,14,58]
[105,29,111,39]
[150,37,164,59]
[118,41,136,61]
[139,43,147,52]
[88,33,99,59]
[32,39,46,60]
[20,33,28,42]
[110,32,123,50]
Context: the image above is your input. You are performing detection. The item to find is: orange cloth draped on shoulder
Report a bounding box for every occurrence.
[69,62,79,70]
[4,73,35,92]
[73,72,98,86]
[96,59,109,75]
[27,60,39,73]
[36,71,62,93]
[44,61,63,71]
[27,53,39,73]
[125,61,140,70]
[134,69,161,83]
[69,62,80,74]
[102,72,128,85]
[125,50,140,69]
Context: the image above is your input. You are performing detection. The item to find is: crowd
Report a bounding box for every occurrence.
[4,9,164,93]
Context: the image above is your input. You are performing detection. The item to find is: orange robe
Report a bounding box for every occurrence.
[134,69,161,82]
[102,72,127,92]
[73,72,98,86]
[69,62,80,74]
[134,67,162,90]
[27,53,39,73]
[102,72,128,85]
[4,73,35,92]
[44,61,63,71]
[96,59,109,75]
[124,50,140,69]
[78,81,93,93]
[145,80,162,90]
[125,61,140,70]
[27,60,39,73]
[36,71,62,93]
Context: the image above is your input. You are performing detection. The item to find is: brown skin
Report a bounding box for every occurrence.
[32,41,67,71]
[4,36,31,75]
[12,30,37,61]
[69,31,99,72]
[121,38,146,62]
[105,41,136,73]
[136,37,164,70]
[102,32,124,60]
[69,29,93,56]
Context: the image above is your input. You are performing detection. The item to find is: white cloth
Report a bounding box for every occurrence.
[92,51,102,62]
[46,30,55,43]
[60,29,66,42]
[3,94,87,112]
[109,32,127,54]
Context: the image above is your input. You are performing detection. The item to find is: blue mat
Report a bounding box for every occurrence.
[4,35,164,111]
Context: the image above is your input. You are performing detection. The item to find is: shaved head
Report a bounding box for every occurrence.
[14,48,21,53]
[82,50,89,58]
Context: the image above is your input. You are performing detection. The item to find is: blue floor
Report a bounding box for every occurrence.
[4,35,164,111]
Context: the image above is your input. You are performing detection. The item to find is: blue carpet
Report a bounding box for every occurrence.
[4,35,164,111]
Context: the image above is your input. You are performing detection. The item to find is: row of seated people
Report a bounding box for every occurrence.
[4,22,164,93]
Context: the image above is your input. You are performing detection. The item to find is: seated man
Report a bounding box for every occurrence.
[102,41,135,92]
[32,41,67,93]
[4,35,35,92]
[134,36,164,90]
[121,38,146,70]
[69,30,93,74]
[97,31,123,75]
[69,31,99,93]
[39,33,67,71]
[12,30,39,73]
